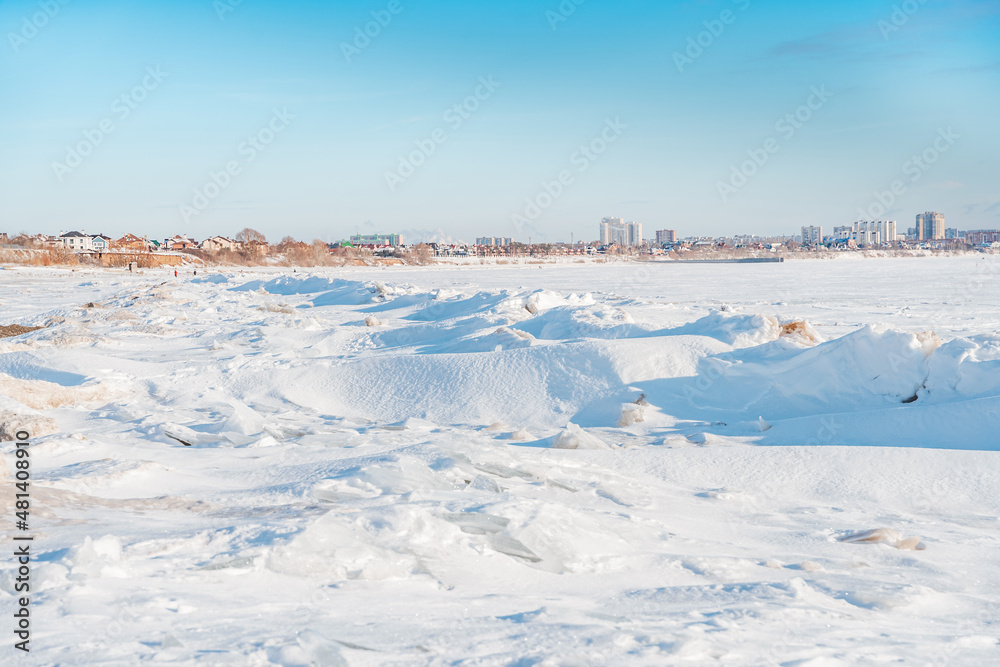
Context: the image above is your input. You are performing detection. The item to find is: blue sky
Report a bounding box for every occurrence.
[1,0,998,243]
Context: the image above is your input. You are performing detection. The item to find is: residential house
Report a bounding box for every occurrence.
[240,239,270,256]
[114,233,150,251]
[59,231,94,252]
[200,236,237,253]
[91,235,112,252]
[21,234,58,248]
[166,234,197,250]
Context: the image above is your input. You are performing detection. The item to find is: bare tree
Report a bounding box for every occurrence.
[235,228,266,244]
[405,243,434,266]
[235,228,267,260]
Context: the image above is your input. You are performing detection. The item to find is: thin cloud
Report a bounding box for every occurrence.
[930,180,965,190]
[934,62,1000,75]
[761,23,880,61]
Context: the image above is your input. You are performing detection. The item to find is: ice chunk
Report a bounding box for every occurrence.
[70,535,126,579]
[489,535,542,562]
[553,423,610,450]
[440,512,509,534]
[161,423,221,447]
[220,400,265,436]
[466,475,502,493]
[617,402,646,427]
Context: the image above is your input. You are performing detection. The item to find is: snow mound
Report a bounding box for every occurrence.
[191,274,230,284]
[926,334,1000,399]
[259,302,296,315]
[0,406,58,442]
[494,290,595,321]
[617,401,647,427]
[0,351,90,386]
[780,319,825,346]
[524,290,590,315]
[511,303,644,340]
[671,311,782,348]
[553,423,610,450]
[274,631,348,667]
[231,275,347,295]
[838,528,926,551]
[0,373,121,410]
[266,507,439,582]
[309,283,383,307]
[69,535,126,579]
[688,325,944,419]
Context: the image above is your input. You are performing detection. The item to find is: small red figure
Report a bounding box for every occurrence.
[174,270,178,277]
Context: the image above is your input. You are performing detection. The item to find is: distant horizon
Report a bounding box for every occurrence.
[2,1,998,243]
[6,206,980,247]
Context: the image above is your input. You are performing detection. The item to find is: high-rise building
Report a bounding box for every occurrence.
[600,217,622,245]
[625,222,643,246]
[916,212,945,240]
[945,228,959,240]
[848,220,896,245]
[655,229,677,245]
[476,237,512,247]
[801,226,823,246]
[966,230,1000,245]
[600,217,643,246]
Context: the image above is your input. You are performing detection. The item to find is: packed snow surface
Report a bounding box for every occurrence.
[0,257,998,665]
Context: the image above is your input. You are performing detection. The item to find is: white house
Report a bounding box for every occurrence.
[59,231,93,252]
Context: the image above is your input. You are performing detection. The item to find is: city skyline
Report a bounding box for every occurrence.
[32,207,992,249]
[2,1,998,243]
[22,205,977,246]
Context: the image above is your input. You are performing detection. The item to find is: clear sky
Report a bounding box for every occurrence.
[1,0,998,243]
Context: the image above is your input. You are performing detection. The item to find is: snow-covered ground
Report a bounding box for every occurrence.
[1,256,998,665]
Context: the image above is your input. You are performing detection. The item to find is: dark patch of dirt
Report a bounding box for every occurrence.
[0,324,44,338]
